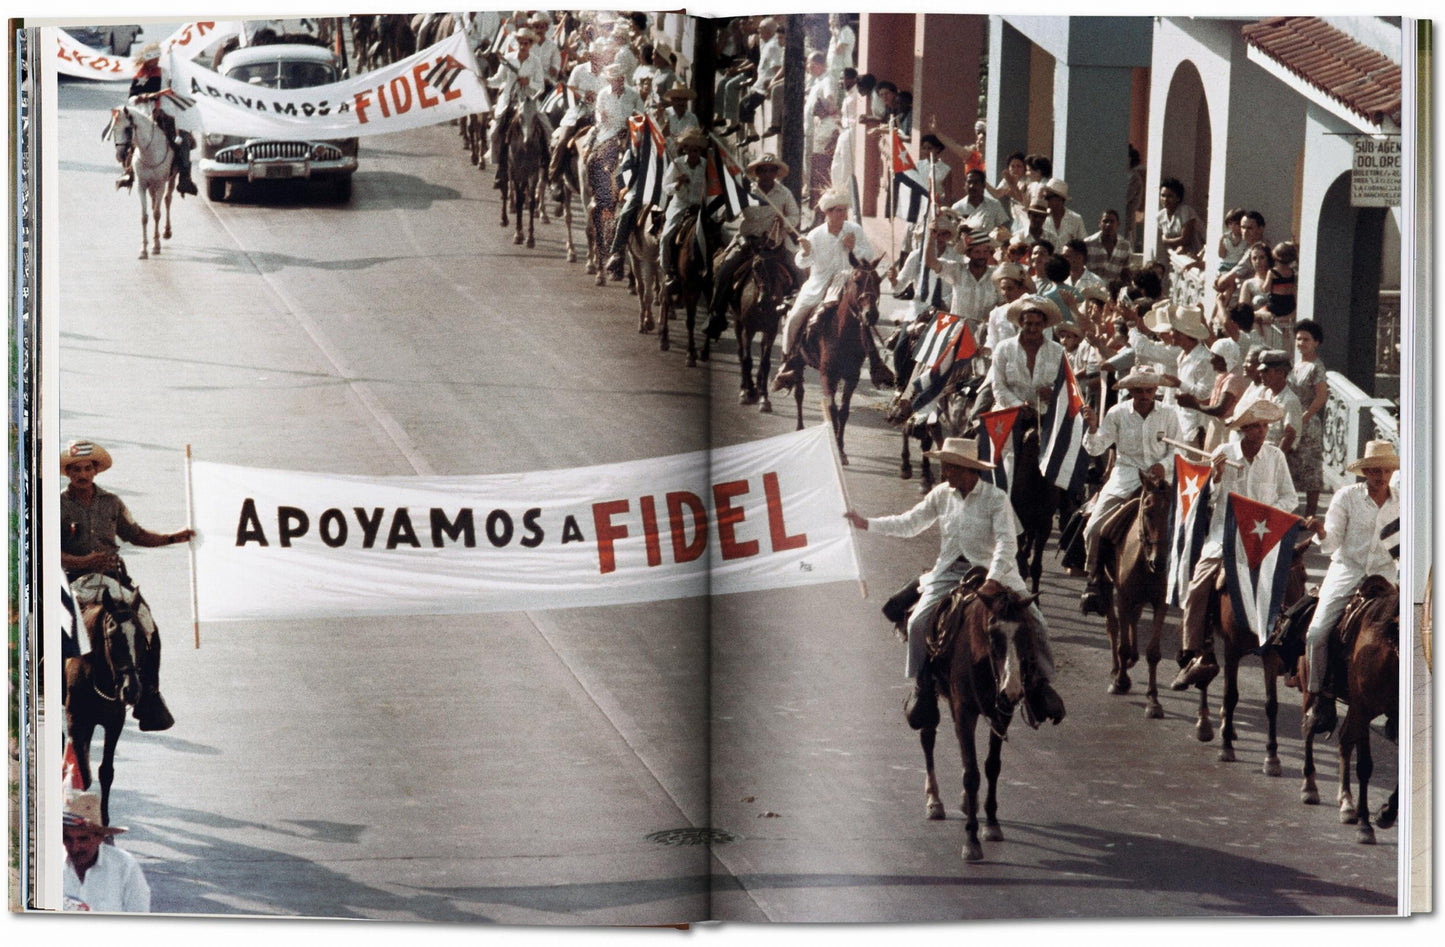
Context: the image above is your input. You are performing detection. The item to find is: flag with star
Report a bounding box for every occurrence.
[902,310,977,415]
[1037,353,1089,493]
[889,128,930,223]
[1165,455,1214,606]
[1222,492,1305,639]
[976,405,1022,493]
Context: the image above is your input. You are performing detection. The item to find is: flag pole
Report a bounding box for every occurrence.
[184,443,200,648]
[887,117,897,267]
[1158,432,1245,470]
[829,432,868,600]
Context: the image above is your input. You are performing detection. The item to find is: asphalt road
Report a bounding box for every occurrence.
[49,58,1401,926]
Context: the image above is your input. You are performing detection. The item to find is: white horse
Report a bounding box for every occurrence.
[110,103,177,260]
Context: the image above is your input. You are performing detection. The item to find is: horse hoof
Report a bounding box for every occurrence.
[1195,719,1214,743]
[1107,674,1131,695]
[139,250,148,260]
[686,355,698,368]
[163,228,172,240]
[925,800,945,821]
[1218,746,1235,762]
[567,250,577,263]
[1357,825,1376,845]
[526,237,535,249]
[981,823,1004,842]
[595,273,606,287]
[586,262,597,274]
[1144,699,1163,719]
[1263,758,1282,777]
[660,338,670,352]
[759,400,772,414]
[740,390,758,405]
[513,233,524,245]
[962,840,984,862]
[839,453,849,466]
[901,466,912,481]
[1340,806,1358,825]
[1302,787,1320,806]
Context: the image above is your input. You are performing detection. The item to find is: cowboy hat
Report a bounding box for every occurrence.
[922,437,996,471]
[1043,177,1070,201]
[1115,365,1180,389]
[1226,397,1284,430]
[662,86,697,104]
[63,789,127,835]
[1077,282,1110,305]
[991,261,1026,286]
[1054,319,1085,340]
[1143,299,1175,333]
[818,189,850,212]
[134,42,161,64]
[512,27,540,44]
[963,228,997,250]
[529,11,553,27]
[746,152,790,179]
[603,63,628,81]
[1170,303,1211,341]
[1346,440,1401,473]
[1006,294,1063,328]
[676,128,708,151]
[60,440,112,475]
[1025,195,1049,215]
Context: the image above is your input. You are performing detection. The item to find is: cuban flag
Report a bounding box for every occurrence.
[705,140,747,219]
[623,114,667,208]
[890,129,930,224]
[1165,455,1214,607]
[1381,516,1401,565]
[976,405,1022,493]
[903,311,977,414]
[1037,355,1089,493]
[1222,493,1305,639]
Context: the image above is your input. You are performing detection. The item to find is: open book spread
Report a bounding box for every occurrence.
[9,9,1431,925]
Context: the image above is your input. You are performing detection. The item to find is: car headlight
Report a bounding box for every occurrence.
[205,133,227,146]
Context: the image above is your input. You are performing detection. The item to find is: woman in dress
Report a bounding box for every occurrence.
[1288,319,1329,517]
[1156,176,1201,264]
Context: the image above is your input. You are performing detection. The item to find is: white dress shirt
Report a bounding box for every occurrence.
[1042,209,1089,248]
[1319,483,1400,584]
[560,64,604,126]
[595,85,644,140]
[867,480,1026,591]
[487,50,546,114]
[986,302,1017,353]
[1129,331,1216,438]
[935,260,998,324]
[950,193,1011,234]
[64,846,151,913]
[1201,440,1298,558]
[751,36,785,95]
[739,182,800,243]
[1084,400,1181,499]
[662,156,706,224]
[795,221,873,300]
[990,336,1065,410]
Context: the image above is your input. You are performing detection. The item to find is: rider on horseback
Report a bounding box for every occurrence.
[1077,366,1181,616]
[1171,399,1297,690]
[844,437,1065,729]
[60,441,193,731]
[706,153,801,341]
[658,129,710,293]
[115,43,198,197]
[1301,440,1401,736]
[487,28,548,192]
[596,64,648,279]
[546,42,605,189]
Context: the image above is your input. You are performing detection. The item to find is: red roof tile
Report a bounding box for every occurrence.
[1242,17,1401,126]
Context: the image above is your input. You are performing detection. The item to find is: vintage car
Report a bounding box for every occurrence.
[199,44,359,202]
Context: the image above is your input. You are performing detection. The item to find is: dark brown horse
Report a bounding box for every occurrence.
[661,208,713,366]
[63,580,155,826]
[498,96,548,249]
[628,210,661,334]
[1101,474,1173,716]
[791,256,892,464]
[916,579,1041,861]
[1010,406,1058,594]
[1300,576,1399,844]
[730,241,796,413]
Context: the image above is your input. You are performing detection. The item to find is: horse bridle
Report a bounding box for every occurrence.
[92,598,140,704]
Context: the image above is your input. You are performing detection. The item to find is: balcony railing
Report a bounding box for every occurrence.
[1323,370,1398,489]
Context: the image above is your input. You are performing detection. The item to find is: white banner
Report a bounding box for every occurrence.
[54,22,242,82]
[168,30,491,140]
[190,427,862,622]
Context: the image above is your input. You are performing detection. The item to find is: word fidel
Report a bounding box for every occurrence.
[185,54,462,121]
[232,472,808,574]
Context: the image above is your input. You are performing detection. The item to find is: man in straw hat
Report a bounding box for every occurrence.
[656,86,700,140]
[706,153,800,341]
[845,438,1064,728]
[114,42,198,197]
[61,440,192,730]
[982,260,1028,353]
[546,41,606,185]
[1078,366,1181,615]
[989,294,1065,411]
[888,207,962,313]
[486,26,549,191]
[927,226,1000,329]
[1040,177,1088,248]
[1129,302,1218,447]
[63,789,151,912]
[1172,399,1297,690]
[656,128,710,293]
[1300,440,1401,735]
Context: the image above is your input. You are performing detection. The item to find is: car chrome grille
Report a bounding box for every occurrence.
[246,141,312,161]
[310,143,343,161]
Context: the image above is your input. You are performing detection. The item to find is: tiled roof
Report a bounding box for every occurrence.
[1242,17,1402,127]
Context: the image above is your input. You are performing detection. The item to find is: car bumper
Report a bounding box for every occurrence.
[200,155,357,182]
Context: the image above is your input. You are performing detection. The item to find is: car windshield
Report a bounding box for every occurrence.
[227,60,336,90]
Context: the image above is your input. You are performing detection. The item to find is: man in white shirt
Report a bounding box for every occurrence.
[989,295,1065,411]
[1040,178,1089,248]
[659,130,710,293]
[740,18,785,138]
[950,168,1010,242]
[547,44,606,183]
[1078,366,1181,615]
[845,437,1063,728]
[1172,400,1298,689]
[63,790,151,913]
[983,261,1028,354]
[488,28,548,190]
[1129,303,1217,446]
[707,154,800,340]
[1253,350,1304,453]
[926,228,998,331]
[1301,441,1401,734]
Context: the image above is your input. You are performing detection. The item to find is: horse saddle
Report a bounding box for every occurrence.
[1337,575,1398,652]
[924,566,989,660]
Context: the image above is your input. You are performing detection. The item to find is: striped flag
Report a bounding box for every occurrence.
[1165,455,1214,607]
[1037,354,1089,492]
[705,141,746,219]
[423,54,468,96]
[902,311,977,414]
[1381,516,1401,564]
[60,579,83,659]
[625,114,667,208]
[889,128,929,224]
[976,406,1022,493]
[1222,493,1305,639]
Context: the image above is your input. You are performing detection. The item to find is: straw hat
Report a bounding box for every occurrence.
[1054,320,1085,340]
[676,128,708,152]
[1006,294,1063,328]
[1025,195,1049,216]
[513,28,540,44]
[1346,440,1401,473]
[1043,177,1070,201]
[63,789,127,835]
[134,42,162,64]
[1170,303,1211,341]
[1259,349,1291,369]
[1143,300,1175,333]
[603,63,628,81]
[991,261,1026,287]
[60,440,112,475]
[1077,282,1110,305]
[746,152,790,179]
[1226,398,1284,430]
[662,87,697,104]
[818,189,850,212]
[922,437,996,471]
[1116,365,1179,390]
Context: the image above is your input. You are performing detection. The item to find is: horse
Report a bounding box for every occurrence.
[660,208,714,367]
[915,577,1042,861]
[550,122,593,264]
[1300,576,1399,844]
[628,209,662,334]
[1010,405,1059,594]
[109,104,176,260]
[583,129,628,286]
[889,324,978,494]
[790,256,892,465]
[730,240,795,413]
[63,579,156,827]
[1100,474,1173,716]
[497,95,549,249]
[1193,536,1312,767]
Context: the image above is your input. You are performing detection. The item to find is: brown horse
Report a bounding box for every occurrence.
[790,256,892,464]
[1193,536,1312,766]
[730,241,796,413]
[64,580,155,826]
[1010,406,1058,594]
[628,209,661,334]
[498,96,549,249]
[916,579,1041,862]
[660,208,713,366]
[1101,474,1174,716]
[1300,576,1399,844]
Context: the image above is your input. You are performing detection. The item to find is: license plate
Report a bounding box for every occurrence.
[259,163,298,179]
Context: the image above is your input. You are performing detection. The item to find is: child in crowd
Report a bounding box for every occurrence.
[1216,207,1247,274]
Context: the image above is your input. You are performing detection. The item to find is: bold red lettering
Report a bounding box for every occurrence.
[442,81,463,103]
[389,76,413,114]
[353,90,373,124]
[713,480,758,561]
[591,499,631,574]
[413,63,439,109]
[763,472,808,552]
[376,84,391,118]
[639,495,662,567]
[666,492,707,564]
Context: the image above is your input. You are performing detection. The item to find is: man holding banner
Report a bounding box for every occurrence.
[1301,441,1401,735]
[845,438,1063,730]
[1172,400,1296,690]
[116,43,198,197]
